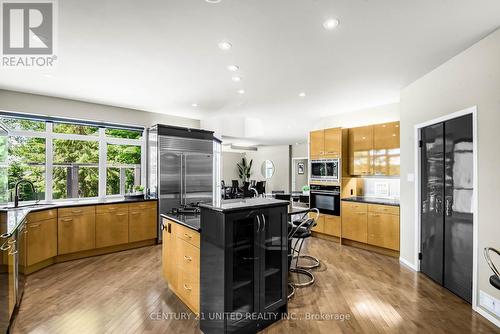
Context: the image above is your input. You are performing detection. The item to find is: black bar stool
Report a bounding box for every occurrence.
[290,209,320,270]
[288,208,319,290]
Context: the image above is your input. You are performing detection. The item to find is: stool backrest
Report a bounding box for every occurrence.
[288,208,319,239]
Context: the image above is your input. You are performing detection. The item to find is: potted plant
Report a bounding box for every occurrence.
[134,185,145,195]
[237,157,253,183]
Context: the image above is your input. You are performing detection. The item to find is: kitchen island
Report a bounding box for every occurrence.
[161,198,290,334]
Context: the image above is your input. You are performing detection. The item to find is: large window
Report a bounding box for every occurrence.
[0,115,145,203]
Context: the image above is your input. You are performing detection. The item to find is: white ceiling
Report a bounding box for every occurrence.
[1,0,499,144]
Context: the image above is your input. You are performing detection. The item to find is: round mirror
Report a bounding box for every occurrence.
[261,160,275,179]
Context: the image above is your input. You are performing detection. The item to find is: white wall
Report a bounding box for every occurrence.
[399,28,500,322]
[291,143,308,158]
[314,103,400,130]
[222,152,243,184]
[245,145,291,193]
[0,90,200,129]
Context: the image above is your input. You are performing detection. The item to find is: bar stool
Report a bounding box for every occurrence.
[288,209,319,289]
[291,209,320,270]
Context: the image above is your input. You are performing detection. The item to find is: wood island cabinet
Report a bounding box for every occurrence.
[162,218,200,314]
[129,201,158,242]
[96,204,129,248]
[58,206,96,255]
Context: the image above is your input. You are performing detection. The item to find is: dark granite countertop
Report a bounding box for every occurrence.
[161,213,201,232]
[0,197,157,238]
[199,198,289,213]
[341,196,400,207]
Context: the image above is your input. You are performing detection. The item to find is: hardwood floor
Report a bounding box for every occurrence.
[12,238,499,334]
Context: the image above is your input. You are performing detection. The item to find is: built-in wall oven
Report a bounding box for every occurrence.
[310,158,340,183]
[309,185,341,216]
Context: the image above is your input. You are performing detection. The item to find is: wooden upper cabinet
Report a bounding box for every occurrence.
[373,122,400,149]
[348,125,373,176]
[95,204,129,248]
[129,201,158,242]
[323,128,342,158]
[58,207,96,255]
[310,130,325,159]
[373,122,400,176]
[26,215,57,266]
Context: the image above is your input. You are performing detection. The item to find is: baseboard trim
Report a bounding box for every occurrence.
[475,305,500,328]
[399,257,418,271]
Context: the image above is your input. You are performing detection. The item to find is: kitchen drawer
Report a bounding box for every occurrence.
[342,201,368,213]
[129,201,157,211]
[176,238,200,275]
[58,206,95,218]
[175,223,200,248]
[27,209,57,223]
[96,203,128,214]
[177,266,200,313]
[368,204,399,215]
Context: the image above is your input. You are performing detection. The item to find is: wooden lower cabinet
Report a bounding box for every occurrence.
[341,209,368,243]
[96,205,129,248]
[58,207,96,255]
[26,217,57,266]
[129,202,158,242]
[324,215,341,237]
[367,205,400,251]
[311,214,325,233]
[162,218,200,313]
[341,201,400,252]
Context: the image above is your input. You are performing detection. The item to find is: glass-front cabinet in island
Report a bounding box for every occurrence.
[199,198,288,334]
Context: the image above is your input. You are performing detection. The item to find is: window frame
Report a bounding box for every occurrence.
[3,117,146,203]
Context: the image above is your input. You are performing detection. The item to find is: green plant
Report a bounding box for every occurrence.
[302,185,310,192]
[237,157,253,182]
[134,185,144,192]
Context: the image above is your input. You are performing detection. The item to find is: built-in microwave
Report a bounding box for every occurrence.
[310,158,340,183]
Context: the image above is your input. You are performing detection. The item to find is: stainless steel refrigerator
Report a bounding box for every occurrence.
[148,125,221,240]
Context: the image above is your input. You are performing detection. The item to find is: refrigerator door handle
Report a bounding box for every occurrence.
[180,153,184,206]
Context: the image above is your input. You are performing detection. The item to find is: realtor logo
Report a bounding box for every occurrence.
[1,0,57,67]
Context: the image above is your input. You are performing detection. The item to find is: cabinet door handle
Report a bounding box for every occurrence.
[184,233,192,239]
[71,210,83,214]
[116,213,127,216]
[256,215,261,232]
[261,214,266,232]
[29,224,40,228]
[184,255,192,261]
[130,212,139,215]
[62,218,73,223]
[183,284,192,291]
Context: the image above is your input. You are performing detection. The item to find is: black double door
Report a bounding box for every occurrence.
[420,114,473,303]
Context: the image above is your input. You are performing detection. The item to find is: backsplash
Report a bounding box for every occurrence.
[362,178,400,199]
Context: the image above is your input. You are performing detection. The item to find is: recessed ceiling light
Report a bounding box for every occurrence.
[205,0,221,3]
[237,89,245,94]
[232,76,241,82]
[323,18,340,30]
[227,65,239,72]
[191,103,198,107]
[218,41,232,51]
[299,92,306,97]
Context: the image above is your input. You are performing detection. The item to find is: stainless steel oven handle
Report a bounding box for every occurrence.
[310,191,340,195]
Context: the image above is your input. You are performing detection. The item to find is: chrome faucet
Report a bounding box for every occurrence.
[14,179,37,208]
[249,187,259,198]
